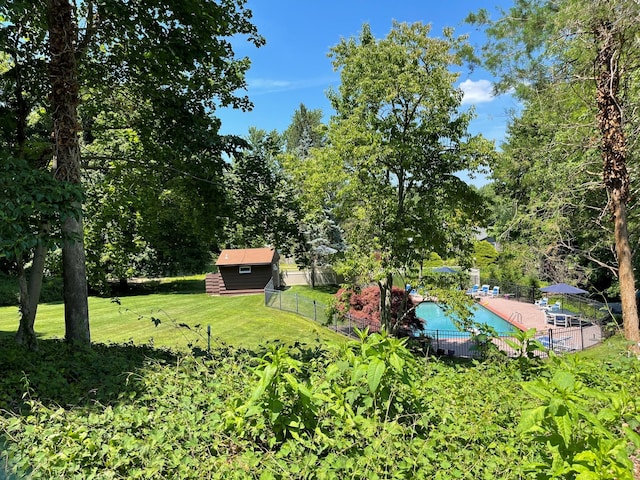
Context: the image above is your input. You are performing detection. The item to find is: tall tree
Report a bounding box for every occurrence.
[48,0,89,345]
[469,0,640,343]
[283,103,326,156]
[0,4,57,348]
[327,22,494,331]
[1,0,264,345]
[281,104,345,285]
[226,128,303,254]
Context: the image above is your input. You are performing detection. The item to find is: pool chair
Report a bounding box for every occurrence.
[535,297,549,309]
[466,284,479,296]
[551,302,561,311]
[535,335,573,353]
[546,313,571,327]
[479,284,490,296]
[490,286,500,297]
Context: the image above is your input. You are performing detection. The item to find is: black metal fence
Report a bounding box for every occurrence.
[264,286,381,336]
[410,325,598,359]
[264,287,604,358]
[480,279,609,325]
[265,287,328,323]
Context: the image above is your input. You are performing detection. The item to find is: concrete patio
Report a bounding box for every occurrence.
[479,296,603,350]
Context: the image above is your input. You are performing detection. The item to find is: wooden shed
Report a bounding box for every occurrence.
[206,248,280,295]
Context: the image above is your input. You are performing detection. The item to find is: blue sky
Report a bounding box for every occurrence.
[217,1,518,185]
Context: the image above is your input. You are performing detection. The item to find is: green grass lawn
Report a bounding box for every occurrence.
[0,293,344,351]
[283,285,339,304]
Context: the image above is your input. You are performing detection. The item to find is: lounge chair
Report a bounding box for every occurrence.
[546,313,570,327]
[479,284,490,296]
[549,302,561,312]
[535,335,573,353]
[535,297,549,309]
[466,284,479,296]
[490,286,500,297]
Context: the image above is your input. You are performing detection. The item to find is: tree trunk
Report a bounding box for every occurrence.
[595,19,640,344]
[15,235,49,350]
[310,261,316,289]
[612,199,639,342]
[378,272,393,333]
[61,210,90,344]
[15,260,38,351]
[48,0,91,346]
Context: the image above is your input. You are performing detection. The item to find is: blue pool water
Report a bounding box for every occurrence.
[416,302,518,336]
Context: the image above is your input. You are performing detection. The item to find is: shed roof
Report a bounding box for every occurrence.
[216,248,277,266]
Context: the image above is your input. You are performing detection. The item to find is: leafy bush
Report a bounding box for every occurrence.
[38,276,64,304]
[0,274,63,307]
[334,285,421,335]
[0,273,18,307]
[519,354,640,479]
[1,335,637,479]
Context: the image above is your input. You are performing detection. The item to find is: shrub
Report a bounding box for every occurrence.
[1,336,637,479]
[334,285,421,335]
[0,273,18,307]
[0,274,63,307]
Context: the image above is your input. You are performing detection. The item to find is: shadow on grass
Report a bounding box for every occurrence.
[102,278,206,297]
[282,285,340,295]
[0,331,178,415]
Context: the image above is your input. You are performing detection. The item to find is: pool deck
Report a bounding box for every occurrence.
[478,295,603,349]
[478,296,547,331]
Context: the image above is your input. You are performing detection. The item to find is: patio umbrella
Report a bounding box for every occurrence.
[433,266,458,274]
[539,283,588,309]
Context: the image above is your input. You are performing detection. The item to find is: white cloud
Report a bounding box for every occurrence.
[460,79,495,105]
[248,78,295,90]
[247,76,337,95]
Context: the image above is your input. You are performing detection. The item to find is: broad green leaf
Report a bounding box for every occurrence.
[553,414,572,448]
[552,370,576,391]
[518,406,547,434]
[367,358,386,393]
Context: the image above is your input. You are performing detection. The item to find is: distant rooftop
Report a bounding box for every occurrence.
[216,248,277,266]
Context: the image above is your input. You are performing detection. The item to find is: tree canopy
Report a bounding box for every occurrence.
[325,22,495,330]
[0,0,264,345]
[468,0,640,342]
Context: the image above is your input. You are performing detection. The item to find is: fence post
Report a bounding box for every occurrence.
[207,325,211,354]
[313,300,317,321]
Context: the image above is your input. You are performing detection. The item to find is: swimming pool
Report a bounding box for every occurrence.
[416,302,519,336]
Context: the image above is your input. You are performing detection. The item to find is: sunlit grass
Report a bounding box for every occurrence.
[284,285,339,304]
[0,293,344,351]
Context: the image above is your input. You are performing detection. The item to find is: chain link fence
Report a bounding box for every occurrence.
[265,284,606,358]
[265,286,380,337]
[481,279,610,327]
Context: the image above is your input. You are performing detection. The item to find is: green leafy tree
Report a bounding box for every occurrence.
[0,7,59,348]
[226,128,303,255]
[281,104,345,284]
[473,240,499,270]
[82,89,231,287]
[283,103,326,157]
[1,0,264,345]
[327,22,494,331]
[0,157,81,349]
[469,0,640,343]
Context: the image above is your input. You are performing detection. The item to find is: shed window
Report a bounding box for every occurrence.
[239,266,252,274]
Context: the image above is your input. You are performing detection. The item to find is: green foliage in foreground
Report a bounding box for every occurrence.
[1,333,638,479]
[0,293,343,351]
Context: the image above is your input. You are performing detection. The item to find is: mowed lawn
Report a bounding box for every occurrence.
[0,293,344,351]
